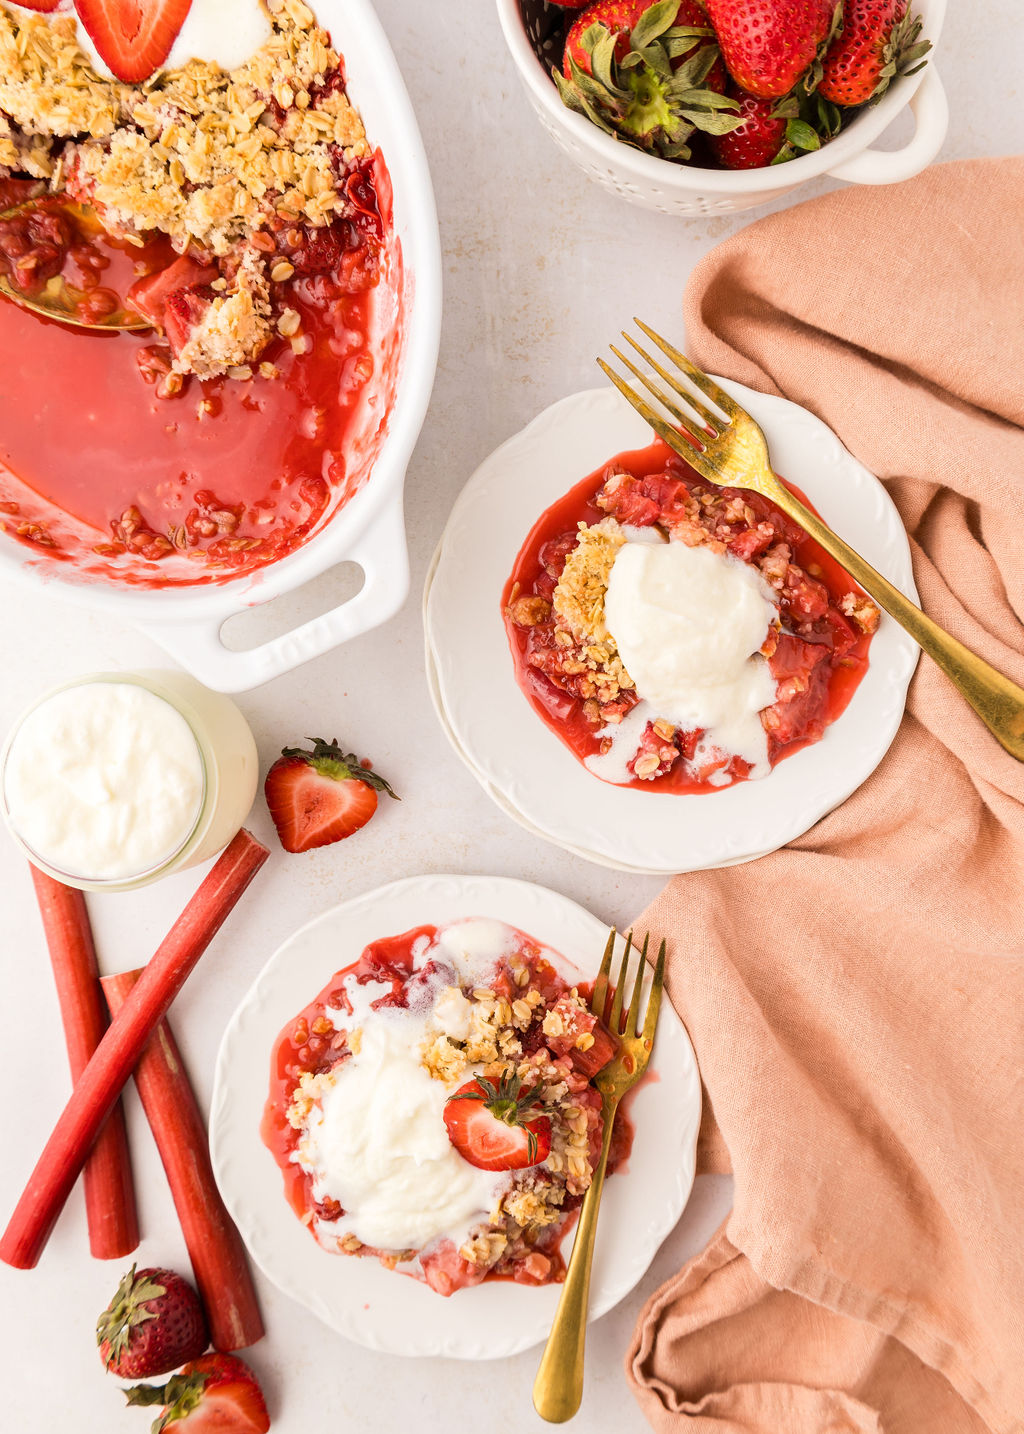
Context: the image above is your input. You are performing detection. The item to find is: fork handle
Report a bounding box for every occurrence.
[763,475,1024,761]
[532,1103,616,1423]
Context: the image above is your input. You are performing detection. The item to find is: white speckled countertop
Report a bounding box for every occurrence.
[1,1,1020,1430]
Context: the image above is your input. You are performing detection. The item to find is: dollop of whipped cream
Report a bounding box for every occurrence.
[600,539,779,777]
[295,920,526,1254]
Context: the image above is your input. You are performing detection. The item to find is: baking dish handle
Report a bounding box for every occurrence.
[826,67,948,186]
[135,498,410,694]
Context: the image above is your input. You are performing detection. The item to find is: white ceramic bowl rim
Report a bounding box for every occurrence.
[496,0,948,191]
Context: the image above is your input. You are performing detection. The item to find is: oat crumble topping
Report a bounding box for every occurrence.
[0,0,374,377]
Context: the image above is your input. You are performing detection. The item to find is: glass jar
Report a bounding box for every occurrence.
[1,669,259,892]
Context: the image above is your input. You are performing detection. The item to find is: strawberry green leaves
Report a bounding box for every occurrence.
[555,1,742,160]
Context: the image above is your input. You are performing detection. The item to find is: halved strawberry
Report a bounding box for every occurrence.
[444,1072,552,1172]
[74,0,193,84]
[14,1,60,12]
[264,737,398,854]
[125,1352,269,1434]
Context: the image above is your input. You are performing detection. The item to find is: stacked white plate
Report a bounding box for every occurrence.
[424,384,920,875]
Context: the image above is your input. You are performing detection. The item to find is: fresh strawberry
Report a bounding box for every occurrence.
[264,737,398,854]
[703,0,841,98]
[125,1353,269,1434]
[97,1265,208,1380]
[818,1,930,107]
[709,83,832,166]
[12,1,60,11]
[556,0,741,161]
[74,0,193,84]
[444,1072,552,1172]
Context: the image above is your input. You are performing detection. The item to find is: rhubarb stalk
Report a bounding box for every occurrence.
[102,968,264,1350]
[30,869,140,1260]
[0,829,269,1270]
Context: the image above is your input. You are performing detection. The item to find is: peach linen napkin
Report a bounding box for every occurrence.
[626,157,1024,1434]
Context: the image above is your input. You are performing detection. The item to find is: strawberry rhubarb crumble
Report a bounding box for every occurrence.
[504,439,880,792]
[261,918,629,1296]
[0,0,396,580]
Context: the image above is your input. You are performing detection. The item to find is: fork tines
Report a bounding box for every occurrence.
[592,926,666,1041]
[597,319,737,461]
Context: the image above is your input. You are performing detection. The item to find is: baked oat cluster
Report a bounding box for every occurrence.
[0,0,374,378]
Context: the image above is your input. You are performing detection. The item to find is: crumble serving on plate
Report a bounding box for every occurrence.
[505,452,881,790]
[263,919,628,1296]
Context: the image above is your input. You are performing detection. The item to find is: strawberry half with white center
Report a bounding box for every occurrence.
[443,1072,552,1172]
[97,1265,208,1380]
[125,1353,270,1434]
[74,0,194,84]
[264,737,398,854]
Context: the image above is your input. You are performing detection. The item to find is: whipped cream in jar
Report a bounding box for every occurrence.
[1,670,259,892]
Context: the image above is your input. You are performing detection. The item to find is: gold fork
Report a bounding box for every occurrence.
[533,929,666,1424]
[598,320,1024,762]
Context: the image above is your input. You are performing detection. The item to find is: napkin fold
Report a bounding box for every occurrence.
[627,157,1024,1434]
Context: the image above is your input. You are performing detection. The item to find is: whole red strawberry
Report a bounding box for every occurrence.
[125,1352,270,1434]
[709,84,831,166]
[818,0,930,106]
[97,1266,208,1380]
[556,0,741,160]
[703,0,840,98]
[264,737,398,854]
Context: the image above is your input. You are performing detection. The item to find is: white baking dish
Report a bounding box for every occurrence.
[0,0,441,693]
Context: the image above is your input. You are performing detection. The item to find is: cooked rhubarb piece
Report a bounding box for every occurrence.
[503,439,881,793]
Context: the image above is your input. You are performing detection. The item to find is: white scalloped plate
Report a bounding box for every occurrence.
[425,385,919,874]
[209,874,700,1359]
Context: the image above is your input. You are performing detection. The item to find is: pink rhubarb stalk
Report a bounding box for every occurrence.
[29,868,140,1259]
[102,968,264,1350]
[1,830,268,1269]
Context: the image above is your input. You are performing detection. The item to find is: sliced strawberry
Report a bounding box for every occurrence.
[126,255,218,328]
[444,1073,552,1172]
[125,1353,269,1434]
[264,737,398,854]
[74,0,193,84]
[12,1,60,11]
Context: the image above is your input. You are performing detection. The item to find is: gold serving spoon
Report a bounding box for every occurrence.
[0,198,149,332]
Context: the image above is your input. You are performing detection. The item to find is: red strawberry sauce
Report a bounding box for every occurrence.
[502,438,877,793]
[262,922,633,1292]
[0,158,392,585]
